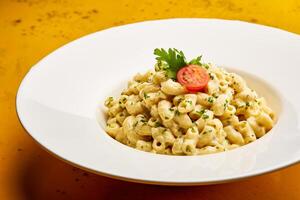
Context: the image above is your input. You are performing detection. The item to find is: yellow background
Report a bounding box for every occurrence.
[1,0,300,199]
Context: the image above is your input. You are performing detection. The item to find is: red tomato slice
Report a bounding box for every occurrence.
[177,65,209,92]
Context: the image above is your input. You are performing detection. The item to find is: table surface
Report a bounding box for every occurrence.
[1,0,300,199]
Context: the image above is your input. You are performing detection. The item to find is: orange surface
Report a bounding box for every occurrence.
[1,0,300,199]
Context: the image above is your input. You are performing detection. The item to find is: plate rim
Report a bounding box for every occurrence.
[14,114,300,186]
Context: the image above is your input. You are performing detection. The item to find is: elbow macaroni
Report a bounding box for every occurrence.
[104,63,275,155]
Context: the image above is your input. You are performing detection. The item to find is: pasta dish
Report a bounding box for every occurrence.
[103,48,275,155]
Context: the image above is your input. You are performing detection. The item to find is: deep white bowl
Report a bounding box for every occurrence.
[16,19,300,185]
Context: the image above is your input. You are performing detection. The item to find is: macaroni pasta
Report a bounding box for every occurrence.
[104,63,275,155]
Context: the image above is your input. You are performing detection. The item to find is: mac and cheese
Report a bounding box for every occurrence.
[104,54,275,155]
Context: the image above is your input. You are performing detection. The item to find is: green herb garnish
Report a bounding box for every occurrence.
[207,97,214,103]
[143,92,150,99]
[186,100,193,105]
[202,114,209,119]
[223,99,229,108]
[141,119,147,123]
[202,63,210,69]
[196,109,205,116]
[154,48,187,79]
[154,121,161,127]
[154,48,203,80]
[189,56,202,65]
[212,93,219,98]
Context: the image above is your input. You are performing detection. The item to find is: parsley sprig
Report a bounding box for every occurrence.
[154,48,202,79]
[189,56,202,65]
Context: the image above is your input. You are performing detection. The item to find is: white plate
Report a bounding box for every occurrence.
[16,19,300,185]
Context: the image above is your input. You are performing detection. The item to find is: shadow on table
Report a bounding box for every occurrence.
[15,145,299,200]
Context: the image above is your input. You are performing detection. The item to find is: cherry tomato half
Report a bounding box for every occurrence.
[177,65,209,92]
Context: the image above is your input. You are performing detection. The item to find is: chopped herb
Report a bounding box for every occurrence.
[133,121,138,127]
[196,109,205,116]
[209,73,214,80]
[169,108,174,112]
[223,99,229,108]
[202,63,210,69]
[212,93,219,98]
[186,100,192,105]
[105,97,114,107]
[175,110,180,116]
[245,102,250,107]
[143,93,150,99]
[203,131,207,135]
[141,119,147,123]
[207,97,214,103]
[154,121,161,127]
[119,97,127,104]
[202,114,209,119]
[165,116,170,120]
